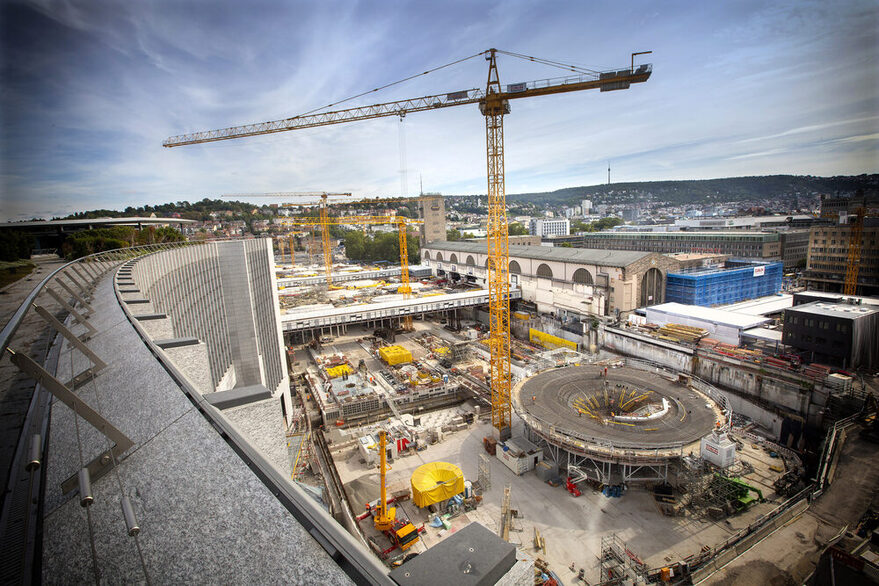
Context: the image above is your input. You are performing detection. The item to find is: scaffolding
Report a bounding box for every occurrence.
[678,456,758,519]
[477,452,492,492]
[666,260,783,306]
[598,533,646,584]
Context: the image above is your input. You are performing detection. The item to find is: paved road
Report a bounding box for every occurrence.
[0,256,65,511]
[518,365,718,446]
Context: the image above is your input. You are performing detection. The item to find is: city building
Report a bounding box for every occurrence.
[621,207,639,222]
[422,240,682,317]
[581,199,592,214]
[818,192,879,221]
[782,300,879,369]
[803,220,879,296]
[419,193,446,243]
[551,231,782,260]
[529,218,570,237]
[777,230,811,270]
[674,215,828,231]
[665,260,783,306]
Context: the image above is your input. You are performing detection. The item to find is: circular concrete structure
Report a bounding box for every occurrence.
[513,365,725,467]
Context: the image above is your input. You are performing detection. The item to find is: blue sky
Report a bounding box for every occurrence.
[1,0,876,220]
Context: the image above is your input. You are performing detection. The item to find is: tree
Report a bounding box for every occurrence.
[594,217,623,231]
[342,230,419,265]
[447,229,462,241]
[0,230,34,261]
[508,222,528,236]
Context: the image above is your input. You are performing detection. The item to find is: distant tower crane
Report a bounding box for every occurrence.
[844,206,866,295]
[166,48,652,437]
[283,214,422,330]
[224,192,351,286]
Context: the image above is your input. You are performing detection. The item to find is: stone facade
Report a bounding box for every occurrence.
[422,241,683,318]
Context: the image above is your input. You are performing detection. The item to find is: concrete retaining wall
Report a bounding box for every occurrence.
[603,327,693,373]
[604,327,826,433]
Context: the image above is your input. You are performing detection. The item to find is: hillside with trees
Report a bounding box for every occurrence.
[497,174,877,206]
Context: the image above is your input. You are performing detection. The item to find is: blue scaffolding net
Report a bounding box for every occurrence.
[666,260,783,306]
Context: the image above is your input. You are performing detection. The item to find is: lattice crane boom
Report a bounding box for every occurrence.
[165,48,652,435]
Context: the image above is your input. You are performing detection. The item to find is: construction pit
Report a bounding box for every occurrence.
[279,261,795,581]
[293,319,492,428]
[328,405,791,583]
[513,365,724,486]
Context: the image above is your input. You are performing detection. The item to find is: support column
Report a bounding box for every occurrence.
[55,278,94,316]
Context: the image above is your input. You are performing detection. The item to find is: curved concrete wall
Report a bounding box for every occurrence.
[129,240,288,398]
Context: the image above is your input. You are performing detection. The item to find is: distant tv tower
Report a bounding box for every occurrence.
[607,162,611,185]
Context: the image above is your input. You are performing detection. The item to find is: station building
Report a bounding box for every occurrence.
[547,231,782,261]
[421,241,682,318]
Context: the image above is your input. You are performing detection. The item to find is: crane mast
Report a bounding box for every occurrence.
[165,49,652,435]
[844,207,866,295]
[481,49,513,435]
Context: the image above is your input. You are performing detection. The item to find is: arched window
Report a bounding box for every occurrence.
[450,254,458,264]
[509,260,522,274]
[466,255,476,266]
[423,251,431,261]
[536,263,553,279]
[572,268,593,285]
[435,252,444,263]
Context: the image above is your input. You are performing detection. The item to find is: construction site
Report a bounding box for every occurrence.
[269,230,819,585]
[148,47,876,585]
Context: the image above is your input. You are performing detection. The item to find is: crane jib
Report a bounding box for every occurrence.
[161,65,650,147]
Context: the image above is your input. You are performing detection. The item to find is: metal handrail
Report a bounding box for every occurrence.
[0,241,200,355]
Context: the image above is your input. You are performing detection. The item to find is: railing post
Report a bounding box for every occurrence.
[44,288,98,340]
[6,349,133,494]
[33,304,107,388]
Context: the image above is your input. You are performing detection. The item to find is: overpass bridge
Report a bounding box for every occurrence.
[280,288,521,333]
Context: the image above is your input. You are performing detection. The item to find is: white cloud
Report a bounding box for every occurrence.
[2,0,877,220]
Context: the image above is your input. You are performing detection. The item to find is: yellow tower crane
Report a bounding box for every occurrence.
[844,207,866,295]
[166,49,652,436]
[224,191,352,286]
[284,214,422,330]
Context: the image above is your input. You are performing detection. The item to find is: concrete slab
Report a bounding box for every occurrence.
[205,384,272,409]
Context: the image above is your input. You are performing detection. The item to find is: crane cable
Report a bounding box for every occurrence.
[296,51,487,117]
[495,49,604,76]
[290,49,606,121]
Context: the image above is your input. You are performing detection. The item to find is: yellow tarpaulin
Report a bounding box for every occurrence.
[326,364,352,378]
[410,462,465,508]
[529,328,578,351]
[379,345,412,366]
